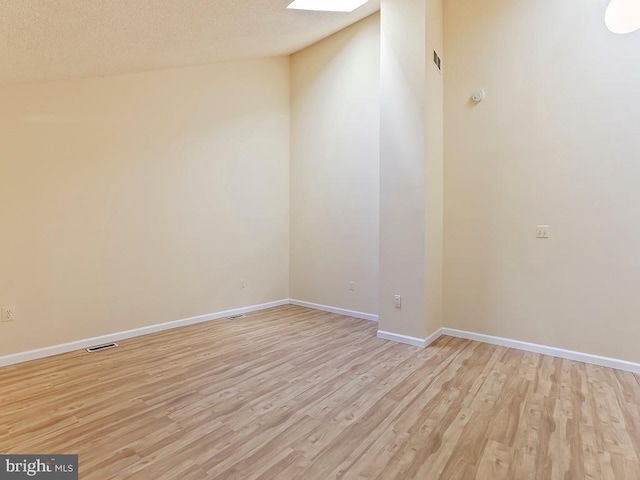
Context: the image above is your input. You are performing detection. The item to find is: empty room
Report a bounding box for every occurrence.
[1,0,639,478]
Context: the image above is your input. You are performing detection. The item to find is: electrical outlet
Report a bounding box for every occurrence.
[349,281,355,291]
[536,225,550,239]
[394,295,402,308]
[2,306,16,322]
[240,279,245,289]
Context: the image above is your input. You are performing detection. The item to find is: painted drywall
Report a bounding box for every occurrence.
[379,0,443,340]
[424,0,445,338]
[290,14,380,315]
[0,58,290,355]
[444,0,640,362]
[379,0,427,339]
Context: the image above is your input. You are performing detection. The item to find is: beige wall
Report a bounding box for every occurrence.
[4,0,636,364]
[0,58,290,355]
[424,0,444,338]
[379,0,427,338]
[379,0,443,340]
[444,0,640,362]
[290,14,380,314]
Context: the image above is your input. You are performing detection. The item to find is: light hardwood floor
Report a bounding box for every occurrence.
[1,305,639,479]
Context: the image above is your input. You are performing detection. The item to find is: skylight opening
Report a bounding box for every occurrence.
[286,0,369,13]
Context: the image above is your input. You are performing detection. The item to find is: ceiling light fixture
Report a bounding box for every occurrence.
[286,0,369,13]
[605,0,640,34]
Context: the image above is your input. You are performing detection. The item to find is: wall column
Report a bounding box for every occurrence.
[378,0,443,345]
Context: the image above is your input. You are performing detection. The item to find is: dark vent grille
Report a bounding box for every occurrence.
[86,343,118,353]
[433,50,442,71]
[226,314,246,320]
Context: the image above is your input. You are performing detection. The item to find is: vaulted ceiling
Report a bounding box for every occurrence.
[0,0,380,86]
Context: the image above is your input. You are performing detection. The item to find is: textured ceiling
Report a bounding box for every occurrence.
[0,0,380,86]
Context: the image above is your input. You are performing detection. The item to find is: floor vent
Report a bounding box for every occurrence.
[226,314,246,320]
[86,343,118,353]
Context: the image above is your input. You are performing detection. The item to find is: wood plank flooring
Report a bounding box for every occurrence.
[1,305,639,479]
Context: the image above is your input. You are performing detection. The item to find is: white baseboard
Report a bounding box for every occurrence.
[441,327,640,374]
[374,325,640,374]
[376,327,442,349]
[4,299,638,375]
[0,299,289,368]
[376,330,426,348]
[424,328,443,348]
[289,299,378,322]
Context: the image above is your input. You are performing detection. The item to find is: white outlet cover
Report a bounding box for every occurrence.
[536,225,550,239]
[394,295,402,308]
[2,306,16,322]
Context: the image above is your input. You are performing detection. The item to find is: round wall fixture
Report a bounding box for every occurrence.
[605,0,640,34]
[471,90,485,103]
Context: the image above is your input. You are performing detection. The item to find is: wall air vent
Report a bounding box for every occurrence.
[226,314,246,319]
[86,343,118,353]
[433,50,442,71]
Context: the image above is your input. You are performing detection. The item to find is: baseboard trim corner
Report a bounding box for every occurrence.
[424,328,443,347]
[441,327,640,374]
[289,299,378,322]
[0,299,289,368]
[376,327,443,349]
